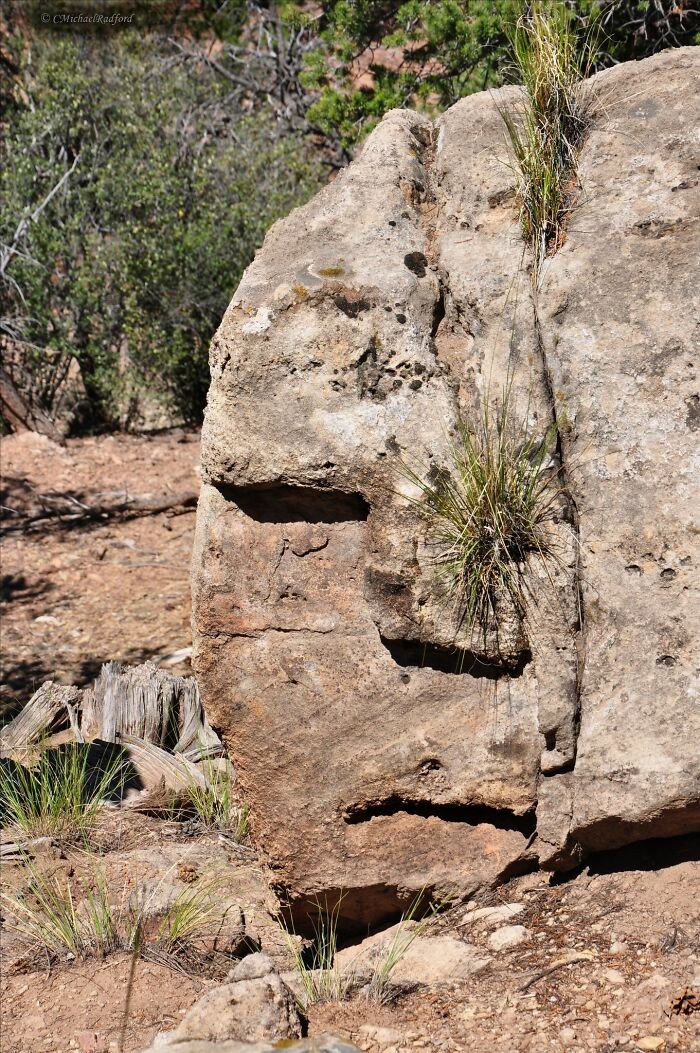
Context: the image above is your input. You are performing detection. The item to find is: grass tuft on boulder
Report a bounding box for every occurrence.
[500,2,594,279]
[400,391,560,639]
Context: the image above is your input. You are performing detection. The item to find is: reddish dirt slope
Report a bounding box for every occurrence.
[0,429,200,712]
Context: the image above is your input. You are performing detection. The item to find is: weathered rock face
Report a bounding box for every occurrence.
[192,48,700,928]
[536,50,700,861]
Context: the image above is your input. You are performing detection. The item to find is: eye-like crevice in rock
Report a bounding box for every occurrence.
[343,797,537,836]
[212,482,370,524]
[380,635,532,678]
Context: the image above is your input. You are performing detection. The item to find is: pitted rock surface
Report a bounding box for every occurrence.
[151,954,301,1046]
[192,48,700,927]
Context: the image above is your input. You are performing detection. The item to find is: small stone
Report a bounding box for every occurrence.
[462,903,525,927]
[603,968,626,985]
[559,1027,577,1046]
[357,1026,404,1048]
[488,924,529,950]
[636,1040,664,1052]
[75,1033,100,1053]
[229,950,274,981]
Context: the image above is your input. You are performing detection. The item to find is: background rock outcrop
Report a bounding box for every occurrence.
[192,48,700,928]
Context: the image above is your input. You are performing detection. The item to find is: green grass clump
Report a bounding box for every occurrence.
[182,756,249,839]
[0,743,125,844]
[1,862,134,959]
[284,900,350,1007]
[400,393,559,637]
[501,2,594,279]
[155,881,224,952]
[362,897,435,1004]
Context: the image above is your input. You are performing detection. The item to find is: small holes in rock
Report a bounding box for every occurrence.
[403,251,428,278]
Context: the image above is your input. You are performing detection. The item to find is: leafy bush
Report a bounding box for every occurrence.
[1,29,322,429]
[295,0,699,149]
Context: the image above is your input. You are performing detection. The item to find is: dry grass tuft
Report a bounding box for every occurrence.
[0,743,125,844]
[501,2,595,279]
[400,390,560,638]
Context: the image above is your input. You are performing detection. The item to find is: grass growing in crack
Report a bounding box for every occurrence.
[284,895,437,1008]
[363,897,435,1004]
[400,391,560,638]
[0,743,126,844]
[501,2,594,279]
[155,881,224,951]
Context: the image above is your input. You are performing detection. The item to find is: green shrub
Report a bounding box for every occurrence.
[294,0,699,150]
[1,31,322,429]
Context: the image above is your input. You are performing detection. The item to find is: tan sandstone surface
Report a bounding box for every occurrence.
[191,48,700,928]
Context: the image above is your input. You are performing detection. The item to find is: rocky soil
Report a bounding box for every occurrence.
[0,404,699,1053]
[1,814,699,1052]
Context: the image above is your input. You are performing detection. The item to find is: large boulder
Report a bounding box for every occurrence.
[192,48,700,927]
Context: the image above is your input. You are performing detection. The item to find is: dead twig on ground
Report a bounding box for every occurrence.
[518,952,594,992]
[1,489,198,533]
[117,917,141,1053]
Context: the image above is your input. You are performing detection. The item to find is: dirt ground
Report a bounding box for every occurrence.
[0,429,199,714]
[1,818,699,1053]
[1,432,699,1053]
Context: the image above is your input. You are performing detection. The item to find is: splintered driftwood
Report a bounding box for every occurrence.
[0,682,83,753]
[80,661,221,758]
[0,662,228,801]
